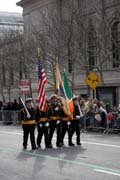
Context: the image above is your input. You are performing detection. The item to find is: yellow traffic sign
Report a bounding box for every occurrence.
[85,71,102,89]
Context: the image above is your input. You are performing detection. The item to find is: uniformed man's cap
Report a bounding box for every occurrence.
[25,97,32,103]
[84,94,89,98]
[72,95,78,100]
[50,94,57,99]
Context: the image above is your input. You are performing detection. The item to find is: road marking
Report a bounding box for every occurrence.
[0,130,22,135]
[94,169,120,177]
[80,141,120,148]
[0,145,120,175]
[0,130,120,148]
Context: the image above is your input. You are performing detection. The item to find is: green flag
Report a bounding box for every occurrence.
[63,69,73,99]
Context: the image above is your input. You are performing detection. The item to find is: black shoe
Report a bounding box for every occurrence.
[56,143,62,147]
[61,142,64,146]
[46,144,52,148]
[77,142,81,145]
[69,143,75,146]
[23,146,27,150]
[37,145,41,149]
[32,146,37,150]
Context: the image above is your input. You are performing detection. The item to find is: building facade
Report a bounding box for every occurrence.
[0,12,23,101]
[17,0,120,105]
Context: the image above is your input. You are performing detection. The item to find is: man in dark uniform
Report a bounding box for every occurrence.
[48,94,62,147]
[36,103,50,148]
[60,97,74,146]
[71,96,81,145]
[21,98,36,150]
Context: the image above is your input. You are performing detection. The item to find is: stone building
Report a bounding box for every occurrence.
[17,0,120,105]
[0,11,23,101]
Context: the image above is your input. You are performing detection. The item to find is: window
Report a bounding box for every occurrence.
[68,40,73,73]
[2,64,6,86]
[68,57,73,73]
[112,21,120,67]
[24,64,27,79]
[19,61,23,80]
[88,24,96,70]
[10,66,14,85]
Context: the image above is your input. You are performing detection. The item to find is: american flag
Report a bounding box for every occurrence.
[38,61,47,111]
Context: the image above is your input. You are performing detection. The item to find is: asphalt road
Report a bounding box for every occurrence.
[0,125,120,180]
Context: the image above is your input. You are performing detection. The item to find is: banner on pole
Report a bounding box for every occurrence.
[20,79,30,94]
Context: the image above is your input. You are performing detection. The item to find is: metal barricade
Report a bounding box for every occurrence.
[0,111,2,122]
[0,110,21,125]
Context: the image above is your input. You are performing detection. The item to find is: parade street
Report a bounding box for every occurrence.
[0,125,120,180]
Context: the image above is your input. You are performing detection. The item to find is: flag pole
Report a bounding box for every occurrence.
[37,48,42,59]
[55,56,59,95]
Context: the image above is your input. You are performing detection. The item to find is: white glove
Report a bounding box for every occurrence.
[76,115,80,119]
[67,121,71,126]
[27,114,31,119]
[56,120,60,124]
[45,122,49,127]
[55,107,59,111]
[80,113,84,117]
[39,124,42,127]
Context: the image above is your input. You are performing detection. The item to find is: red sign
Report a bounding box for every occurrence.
[20,79,30,94]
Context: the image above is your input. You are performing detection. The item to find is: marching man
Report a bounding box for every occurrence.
[21,98,37,150]
[36,100,50,149]
[71,96,82,145]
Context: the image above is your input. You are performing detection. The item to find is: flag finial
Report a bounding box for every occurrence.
[55,56,58,63]
[37,48,43,58]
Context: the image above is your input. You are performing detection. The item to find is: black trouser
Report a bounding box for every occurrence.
[61,121,73,145]
[101,112,107,128]
[37,122,49,147]
[71,120,80,143]
[22,124,36,148]
[49,120,62,145]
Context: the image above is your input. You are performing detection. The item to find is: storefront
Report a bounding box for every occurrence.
[96,87,117,106]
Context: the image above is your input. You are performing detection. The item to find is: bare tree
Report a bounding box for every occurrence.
[1,0,119,100]
[0,25,38,100]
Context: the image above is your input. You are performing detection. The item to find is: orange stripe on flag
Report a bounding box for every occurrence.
[68,100,74,113]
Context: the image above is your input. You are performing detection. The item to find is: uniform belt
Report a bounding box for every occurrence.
[22,120,35,125]
[73,119,79,121]
[50,116,59,120]
[39,118,47,122]
[61,117,68,121]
